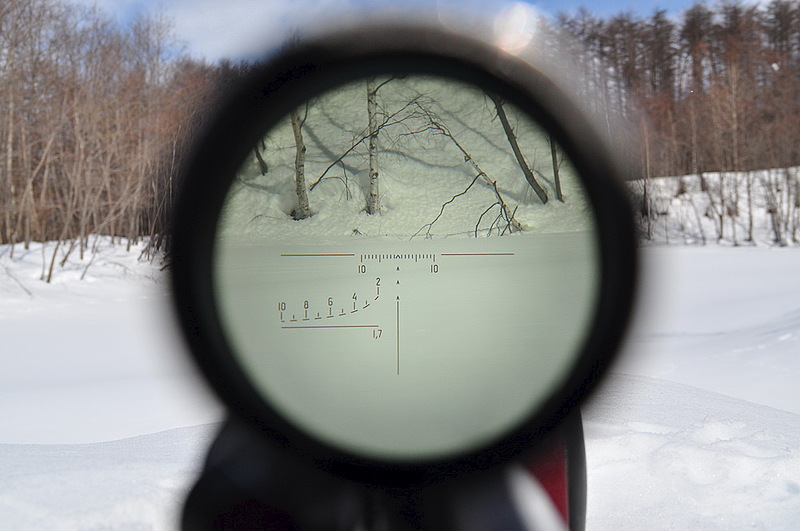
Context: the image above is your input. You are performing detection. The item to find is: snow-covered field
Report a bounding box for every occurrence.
[0,240,223,530]
[586,245,800,529]
[1,238,798,529]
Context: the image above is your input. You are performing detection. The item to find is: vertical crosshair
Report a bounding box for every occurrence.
[396,296,400,375]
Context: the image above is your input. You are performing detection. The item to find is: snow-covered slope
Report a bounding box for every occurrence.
[581,243,800,529]
[0,425,218,531]
[0,239,223,528]
[585,374,800,529]
[219,74,593,241]
[618,245,800,415]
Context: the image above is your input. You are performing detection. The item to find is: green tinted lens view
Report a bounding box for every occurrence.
[213,75,600,461]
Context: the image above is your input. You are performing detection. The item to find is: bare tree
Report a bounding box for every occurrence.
[548,134,565,202]
[366,77,380,215]
[289,109,311,220]
[0,0,214,270]
[253,141,269,175]
[308,90,422,193]
[487,93,548,204]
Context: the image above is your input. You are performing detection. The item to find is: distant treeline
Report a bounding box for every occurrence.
[554,1,800,244]
[557,0,800,178]
[1,0,798,252]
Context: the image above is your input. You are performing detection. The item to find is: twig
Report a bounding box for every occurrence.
[412,173,483,239]
[475,202,500,237]
[80,251,97,281]
[414,103,524,235]
[309,96,425,191]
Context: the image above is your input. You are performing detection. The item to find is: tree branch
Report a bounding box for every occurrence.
[413,103,524,235]
[411,172,483,239]
[487,93,548,204]
[308,96,425,192]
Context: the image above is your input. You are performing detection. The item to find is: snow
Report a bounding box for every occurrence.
[585,374,800,529]
[2,237,798,528]
[585,245,800,529]
[0,239,222,445]
[0,426,218,531]
[217,233,597,461]
[634,170,800,248]
[0,239,223,529]
[616,245,800,415]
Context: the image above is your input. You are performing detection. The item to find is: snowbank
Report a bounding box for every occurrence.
[580,243,800,529]
[0,238,222,445]
[0,425,218,530]
[220,75,594,241]
[585,374,800,529]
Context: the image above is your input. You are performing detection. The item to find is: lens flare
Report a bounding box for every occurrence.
[494,2,539,54]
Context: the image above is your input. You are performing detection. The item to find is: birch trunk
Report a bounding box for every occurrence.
[549,134,564,202]
[366,78,380,215]
[488,93,548,204]
[290,110,311,220]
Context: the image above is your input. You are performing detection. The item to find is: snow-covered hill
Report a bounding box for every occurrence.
[219,75,593,242]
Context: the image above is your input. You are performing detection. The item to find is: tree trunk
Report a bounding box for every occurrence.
[5,91,16,250]
[488,93,548,204]
[746,171,754,243]
[642,115,653,240]
[366,78,380,215]
[549,134,564,202]
[254,142,268,175]
[290,110,311,220]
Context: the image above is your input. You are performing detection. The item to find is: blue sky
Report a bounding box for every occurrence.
[76,0,701,60]
[535,0,696,17]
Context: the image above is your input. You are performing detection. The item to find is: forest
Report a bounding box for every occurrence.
[0,0,220,270]
[557,0,800,243]
[0,0,798,265]
[560,1,799,175]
